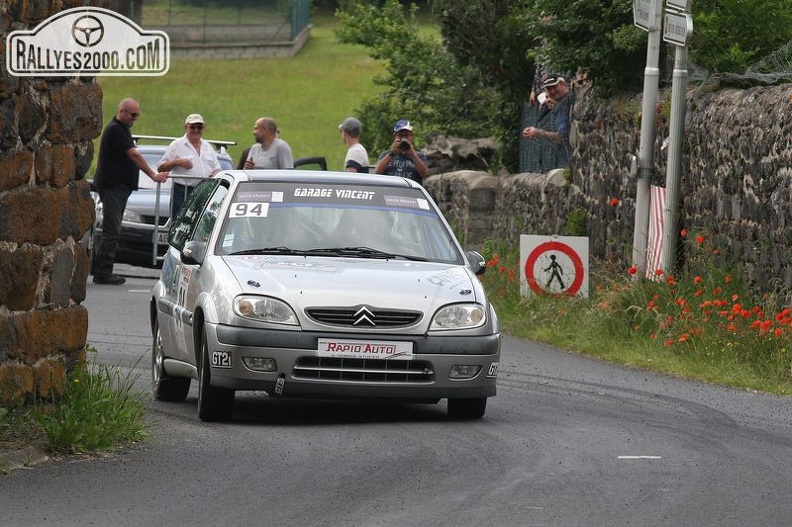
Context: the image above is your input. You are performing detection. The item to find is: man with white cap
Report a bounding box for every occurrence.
[338,117,369,173]
[522,74,572,166]
[374,118,429,184]
[158,113,222,217]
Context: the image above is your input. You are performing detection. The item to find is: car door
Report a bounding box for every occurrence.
[159,179,227,361]
[172,180,230,361]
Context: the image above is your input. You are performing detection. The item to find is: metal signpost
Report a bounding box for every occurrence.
[631,0,663,277]
[660,3,693,273]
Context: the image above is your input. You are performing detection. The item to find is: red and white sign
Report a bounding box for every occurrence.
[317,338,413,360]
[520,235,589,297]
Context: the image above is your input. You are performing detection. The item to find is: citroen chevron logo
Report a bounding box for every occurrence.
[353,306,376,326]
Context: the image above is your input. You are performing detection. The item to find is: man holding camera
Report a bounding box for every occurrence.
[374,119,429,184]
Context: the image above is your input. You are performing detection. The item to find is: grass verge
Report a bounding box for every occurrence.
[480,237,792,396]
[0,359,148,471]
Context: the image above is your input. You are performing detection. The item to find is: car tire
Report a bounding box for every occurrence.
[151,317,190,402]
[197,327,235,422]
[447,397,487,419]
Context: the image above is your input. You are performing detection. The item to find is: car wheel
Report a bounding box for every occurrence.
[151,317,190,402]
[197,327,235,422]
[447,397,487,419]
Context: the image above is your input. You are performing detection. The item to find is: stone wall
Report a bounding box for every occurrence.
[0,1,99,406]
[424,82,792,294]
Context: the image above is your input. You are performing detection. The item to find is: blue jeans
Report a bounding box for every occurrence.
[94,185,132,277]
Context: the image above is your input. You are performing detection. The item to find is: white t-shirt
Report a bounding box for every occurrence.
[344,143,369,172]
[246,138,294,169]
[159,135,222,187]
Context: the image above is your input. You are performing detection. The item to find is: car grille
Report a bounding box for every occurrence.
[305,306,422,328]
[293,357,434,383]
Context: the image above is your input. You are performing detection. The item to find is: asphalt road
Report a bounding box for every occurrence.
[2,266,792,526]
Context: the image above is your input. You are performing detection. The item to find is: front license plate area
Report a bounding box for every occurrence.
[212,350,232,368]
[317,338,413,360]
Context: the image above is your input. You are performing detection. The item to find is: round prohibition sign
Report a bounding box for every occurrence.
[524,240,585,296]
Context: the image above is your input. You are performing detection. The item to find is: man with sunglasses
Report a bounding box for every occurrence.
[92,98,169,285]
[158,113,222,217]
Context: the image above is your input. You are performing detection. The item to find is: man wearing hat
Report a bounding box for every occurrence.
[338,117,369,173]
[374,119,429,184]
[158,113,222,217]
[522,74,572,167]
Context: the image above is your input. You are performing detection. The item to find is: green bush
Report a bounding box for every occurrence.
[335,0,502,163]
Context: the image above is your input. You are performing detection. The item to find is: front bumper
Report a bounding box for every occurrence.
[201,323,500,400]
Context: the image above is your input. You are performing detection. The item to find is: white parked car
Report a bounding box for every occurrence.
[150,169,501,421]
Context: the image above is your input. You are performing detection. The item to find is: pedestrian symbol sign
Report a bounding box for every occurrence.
[520,235,589,297]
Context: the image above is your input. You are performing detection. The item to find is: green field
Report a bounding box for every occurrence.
[97,19,384,172]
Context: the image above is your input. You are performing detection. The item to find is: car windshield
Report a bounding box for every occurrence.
[215,182,463,264]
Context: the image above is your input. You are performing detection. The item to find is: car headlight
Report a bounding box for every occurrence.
[234,295,299,325]
[430,304,486,330]
[123,209,144,223]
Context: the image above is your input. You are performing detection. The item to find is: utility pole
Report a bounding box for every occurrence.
[631,0,663,277]
[661,1,694,273]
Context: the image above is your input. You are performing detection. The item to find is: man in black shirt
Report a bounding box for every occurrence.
[92,98,168,285]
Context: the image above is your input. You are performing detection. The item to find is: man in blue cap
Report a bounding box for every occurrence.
[374,118,429,184]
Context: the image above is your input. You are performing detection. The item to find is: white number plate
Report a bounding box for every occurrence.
[157,231,168,244]
[317,338,413,360]
[212,350,232,368]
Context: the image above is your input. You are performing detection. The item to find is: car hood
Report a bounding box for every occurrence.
[220,255,481,310]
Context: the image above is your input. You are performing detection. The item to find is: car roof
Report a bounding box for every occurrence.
[217,169,422,188]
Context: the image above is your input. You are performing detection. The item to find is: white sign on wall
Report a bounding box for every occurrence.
[6,6,169,77]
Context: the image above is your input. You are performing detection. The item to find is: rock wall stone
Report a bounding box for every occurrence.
[424,83,792,296]
[0,1,100,407]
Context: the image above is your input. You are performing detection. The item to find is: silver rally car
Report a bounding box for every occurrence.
[150,170,501,421]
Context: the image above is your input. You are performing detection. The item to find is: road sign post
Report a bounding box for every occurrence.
[631,0,663,278]
[660,5,693,273]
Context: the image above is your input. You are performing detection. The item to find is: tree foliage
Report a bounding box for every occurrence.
[690,0,792,74]
[335,0,500,164]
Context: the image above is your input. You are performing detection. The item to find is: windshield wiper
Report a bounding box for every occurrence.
[229,246,305,256]
[306,247,428,261]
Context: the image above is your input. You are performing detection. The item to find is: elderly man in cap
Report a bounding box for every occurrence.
[338,117,370,173]
[374,118,429,184]
[522,74,573,166]
[158,113,222,217]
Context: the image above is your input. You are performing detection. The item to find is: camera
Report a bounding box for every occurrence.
[399,139,410,151]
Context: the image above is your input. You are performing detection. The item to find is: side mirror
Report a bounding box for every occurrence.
[466,250,486,276]
[181,240,207,265]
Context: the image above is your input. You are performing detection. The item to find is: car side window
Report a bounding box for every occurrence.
[192,184,229,244]
[168,179,225,250]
